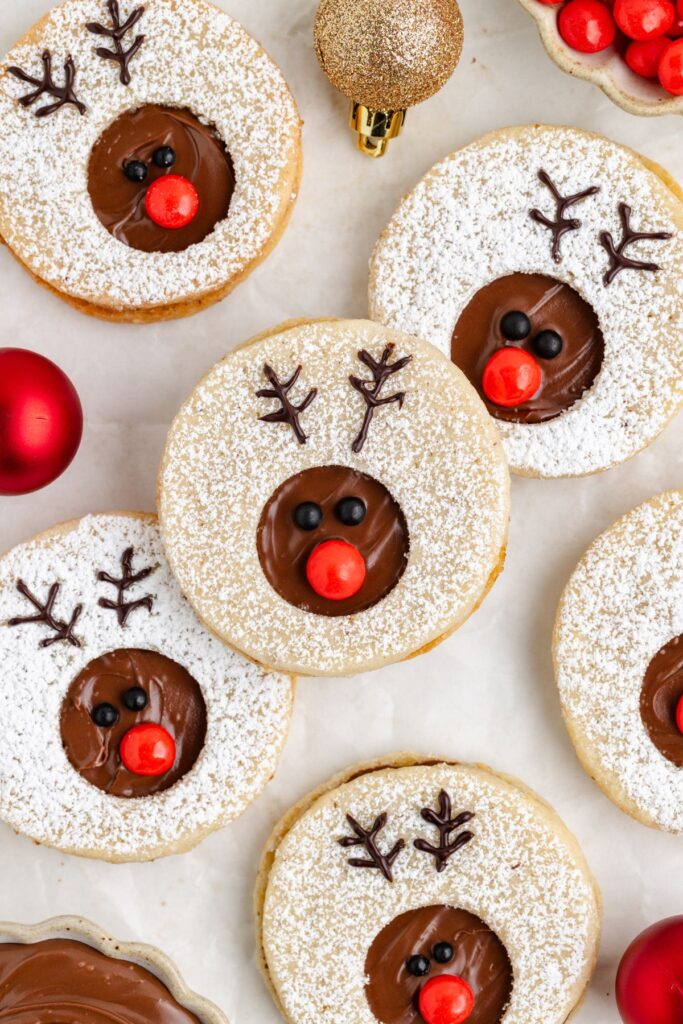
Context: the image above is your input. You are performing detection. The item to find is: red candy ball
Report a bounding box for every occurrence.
[676,694,683,734]
[0,348,83,496]
[626,36,671,75]
[559,0,617,52]
[119,723,176,777]
[482,348,542,407]
[418,976,475,1024]
[617,917,683,1024]
[614,0,675,39]
[306,540,366,601]
[659,37,683,90]
[144,174,199,229]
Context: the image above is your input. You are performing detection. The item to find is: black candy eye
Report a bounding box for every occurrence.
[433,942,454,964]
[533,330,563,360]
[123,687,148,711]
[153,146,176,168]
[293,502,323,531]
[336,497,366,527]
[500,310,531,342]
[124,160,147,183]
[406,955,430,977]
[91,703,119,728]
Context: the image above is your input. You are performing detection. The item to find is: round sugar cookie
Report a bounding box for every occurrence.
[369,124,683,478]
[158,319,510,677]
[555,490,683,832]
[0,512,293,861]
[256,756,601,1024]
[0,0,301,322]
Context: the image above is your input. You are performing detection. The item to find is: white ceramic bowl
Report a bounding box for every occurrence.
[516,0,683,115]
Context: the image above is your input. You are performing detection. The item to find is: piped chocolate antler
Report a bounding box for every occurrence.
[87,0,145,86]
[338,812,405,882]
[257,364,317,445]
[8,580,83,648]
[350,344,412,454]
[529,170,600,263]
[414,790,475,872]
[599,202,672,286]
[7,50,86,118]
[97,546,156,626]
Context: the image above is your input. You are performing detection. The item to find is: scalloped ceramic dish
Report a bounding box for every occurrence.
[516,0,683,115]
[0,916,229,1024]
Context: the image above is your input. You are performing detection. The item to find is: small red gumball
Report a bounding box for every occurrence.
[144,174,199,229]
[659,37,683,90]
[616,916,683,1024]
[482,348,542,408]
[559,0,617,52]
[0,348,83,496]
[418,975,475,1024]
[119,723,176,777]
[626,35,671,75]
[306,539,366,601]
[676,694,683,734]
[614,0,675,39]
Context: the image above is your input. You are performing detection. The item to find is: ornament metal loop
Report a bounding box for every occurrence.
[349,103,406,158]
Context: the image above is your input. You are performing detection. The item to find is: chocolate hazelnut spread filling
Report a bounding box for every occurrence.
[641,634,683,768]
[365,905,513,1024]
[60,648,206,797]
[0,938,202,1024]
[257,465,409,617]
[88,104,235,252]
[451,272,604,424]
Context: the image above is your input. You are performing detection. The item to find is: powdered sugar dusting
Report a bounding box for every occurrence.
[555,490,683,832]
[158,320,510,677]
[369,125,683,478]
[262,763,599,1024]
[0,0,300,311]
[0,513,293,860]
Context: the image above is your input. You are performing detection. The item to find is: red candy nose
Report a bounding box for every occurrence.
[418,976,474,1024]
[306,539,366,601]
[119,723,176,777]
[482,348,541,408]
[676,695,683,735]
[144,174,199,229]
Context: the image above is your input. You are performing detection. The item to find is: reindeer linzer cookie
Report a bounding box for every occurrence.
[0,0,301,322]
[370,125,683,478]
[256,756,601,1024]
[555,490,683,833]
[158,320,510,677]
[0,512,293,861]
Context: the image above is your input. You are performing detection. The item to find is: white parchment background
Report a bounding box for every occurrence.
[1,1,682,1021]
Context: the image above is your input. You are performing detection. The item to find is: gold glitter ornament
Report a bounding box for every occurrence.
[314,0,464,157]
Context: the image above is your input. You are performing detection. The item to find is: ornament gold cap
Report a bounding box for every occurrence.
[349,103,405,158]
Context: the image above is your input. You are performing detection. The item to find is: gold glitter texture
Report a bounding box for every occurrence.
[314,0,464,111]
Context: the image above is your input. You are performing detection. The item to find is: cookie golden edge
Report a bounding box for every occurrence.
[552,489,683,832]
[157,318,510,677]
[254,753,602,1023]
[0,510,296,863]
[0,916,229,1024]
[368,123,683,481]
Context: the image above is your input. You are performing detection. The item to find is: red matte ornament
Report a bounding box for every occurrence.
[119,723,176,777]
[0,348,83,496]
[616,916,683,1024]
[482,348,542,407]
[306,539,366,601]
[418,975,475,1024]
[144,174,199,229]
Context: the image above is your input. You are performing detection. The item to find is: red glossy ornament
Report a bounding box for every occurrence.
[0,348,83,496]
[418,975,475,1024]
[659,37,683,90]
[559,0,617,52]
[144,174,199,229]
[119,723,176,777]
[676,694,683,734]
[614,0,675,39]
[306,539,366,601]
[625,36,671,75]
[617,916,683,1024]
[482,348,542,407]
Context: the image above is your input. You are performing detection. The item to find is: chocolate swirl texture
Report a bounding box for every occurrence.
[0,938,202,1024]
[641,633,683,768]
